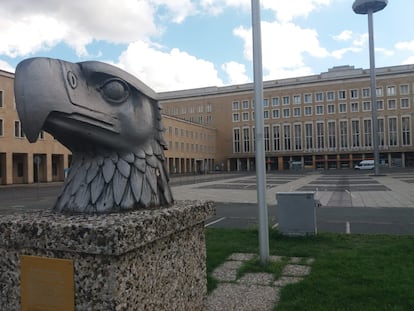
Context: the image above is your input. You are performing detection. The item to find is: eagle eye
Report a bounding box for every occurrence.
[99,78,130,104]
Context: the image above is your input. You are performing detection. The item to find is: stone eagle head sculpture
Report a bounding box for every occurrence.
[14,57,173,214]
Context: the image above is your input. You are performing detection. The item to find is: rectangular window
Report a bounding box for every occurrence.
[14,120,25,138]
[338,90,346,100]
[0,119,3,136]
[402,116,411,146]
[198,116,203,124]
[400,84,409,95]
[315,92,323,102]
[232,101,240,110]
[0,90,3,108]
[293,107,301,117]
[351,102,359,112]
[263,99,269,107]
[350,89,358,99]
[376,87,383,97]
[232,113,240,122]
[363,119,372,147]
[387,99,396,110]
[243,127,250,152]
[327,104,335,114]
[304,106,312,116]
[305,123,313,149]
[282,108,290,118]
[339,103,347,113]
[340,120,348,148]
[264,126,270,152]
[206,103,212,112]
[362,88,370,98]
[378,118,385,147]
[233,128,240,153]
[351,120,360,148]
[400,98,409,109]
[273,125,281,151]
[282,96,290,105]
[328,121,336,149]
[283,124,291,150]
[316,122,324,149]
[272,97,279,106]
[242,112,249,121]
[198,105,203,113]
[242,100,249,109]
[263,110,269,119]
[272,109,280,119]
[304,93,312,103]
[377,100,384,110]
[387,86,396,96]
[388,117,398,146]
[326,91,335,101]
[316,105,324,115]
[293,95,301,105]
[294,124,302,150]
[363,101,371,111]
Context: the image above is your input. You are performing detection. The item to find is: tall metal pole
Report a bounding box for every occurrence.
[367,9,380,175]
[251,0,269,264]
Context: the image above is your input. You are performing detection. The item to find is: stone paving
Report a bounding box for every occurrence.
[206,253,314,311]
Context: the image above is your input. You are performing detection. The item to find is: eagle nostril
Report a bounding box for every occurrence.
[67,71,78,89]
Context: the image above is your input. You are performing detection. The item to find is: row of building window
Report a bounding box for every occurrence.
[166,103,213,115]
[166,126,213,141]
[232,85,412,110]
[233,116,412,153]
[167,141,215,154]
[232,99,411,122]
[0,120,44,139]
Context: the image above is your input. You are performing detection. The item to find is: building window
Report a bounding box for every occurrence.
[338,90,346,100]
[328,121,336,149]
[206,115,212,124]
[206,103,212,112]
[0,90,3,108]
[316,122,324,149]
[305,123,313,149]
[378,118,385,147]
[232,113,240,122]
[387,99,396,110]
[293,95,301,105]
[377,100,384,110]
[351,102,359,112]
[272,125,281,151]
[233,128,240,153]
[350,89,358,99]
[242,100,249,109]
[400,98,409,109]
[376,87,383,97]
[400,84,409,95]
[263,99,269,107]
[272,97,279,106]
[362,88,370,98]
[198,116,203,124]
[316,105,324,115]
[339,120,348,149]
[39,131,45,140]
[282,108,290,118]
[282,96,290,105]
[339,103,347,113]
[0,119,3,136]
[264,126,270,151]
[315,92,323,102]
[232,101,240,110]
[327,104,335,114]
[387,86,396,96]
[263,110,269,119]
[304,106,312,116]
[283,124,291,150]
[304,93,312,103]
[326,91,335,101]
[272,109,280,119]
[388,117,398,146]
[243,127,250,152]
[242,112,249,121]
[14,120,25,138]
[198,105,203,113]
[363,101,371,111]
[293,107,301,117]
[402,116,411,146]
[363,119,372,147]
[294,124,302,150]
[351,120,360,148]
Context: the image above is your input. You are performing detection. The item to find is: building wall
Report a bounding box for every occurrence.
[160,65,414,171]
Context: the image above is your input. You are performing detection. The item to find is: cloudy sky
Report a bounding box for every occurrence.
[0,0,413,92]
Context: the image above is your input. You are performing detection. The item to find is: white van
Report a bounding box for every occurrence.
[354,160,375,170]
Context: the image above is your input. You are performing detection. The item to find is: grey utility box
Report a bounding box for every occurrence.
[276,192,317,235]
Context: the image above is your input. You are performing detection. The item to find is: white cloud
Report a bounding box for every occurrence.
[0,60,14,72]
[395,41,414,51]
[331,47,362,59]
[117,41,223,92]
[333,30,353,41]
[222,61,249,84]
[234,21,329,80]
[401,56,414,65]
[151,0,196,23]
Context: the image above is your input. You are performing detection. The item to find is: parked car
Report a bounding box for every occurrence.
[354,160,375,170]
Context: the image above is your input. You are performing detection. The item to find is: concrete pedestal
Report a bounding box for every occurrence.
[0,200,215,310]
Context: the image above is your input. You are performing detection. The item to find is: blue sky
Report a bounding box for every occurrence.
[1,0,413,92]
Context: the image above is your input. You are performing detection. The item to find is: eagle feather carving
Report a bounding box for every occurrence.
[14,57,173,213]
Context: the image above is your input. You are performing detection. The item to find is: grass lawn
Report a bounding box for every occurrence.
[206,228,414,311]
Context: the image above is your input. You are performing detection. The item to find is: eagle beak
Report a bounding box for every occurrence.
[14,58,69,142]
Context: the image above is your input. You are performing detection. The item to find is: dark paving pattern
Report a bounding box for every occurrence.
[391,173,414,184]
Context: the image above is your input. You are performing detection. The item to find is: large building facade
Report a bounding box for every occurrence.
[1,64,414,184]
[160,64,414,171]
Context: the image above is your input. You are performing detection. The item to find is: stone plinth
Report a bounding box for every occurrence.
[0,200,215,310]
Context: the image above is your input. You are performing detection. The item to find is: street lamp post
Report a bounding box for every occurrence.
[352,0,387,175]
